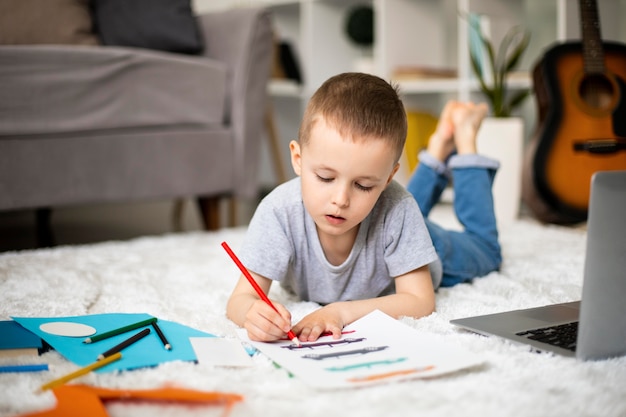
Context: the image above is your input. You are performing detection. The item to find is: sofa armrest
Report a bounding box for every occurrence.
[196,7,273,199]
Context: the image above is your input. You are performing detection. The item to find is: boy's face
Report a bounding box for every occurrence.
[290,116,399,241]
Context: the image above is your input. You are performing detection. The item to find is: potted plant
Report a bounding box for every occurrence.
[468,20,531,117]
[467,19,531,225]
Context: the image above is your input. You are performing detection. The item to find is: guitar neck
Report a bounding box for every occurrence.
[579,0,606,74]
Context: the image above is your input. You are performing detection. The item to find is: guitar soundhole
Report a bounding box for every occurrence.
[579,74,614,109]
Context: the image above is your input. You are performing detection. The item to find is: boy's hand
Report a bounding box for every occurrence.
[243,299,294,343]
[292,304,344,342]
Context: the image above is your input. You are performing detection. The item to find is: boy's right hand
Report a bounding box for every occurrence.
[243,299,294,343]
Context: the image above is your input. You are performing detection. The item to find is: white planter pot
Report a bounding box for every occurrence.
[476,117,524,227]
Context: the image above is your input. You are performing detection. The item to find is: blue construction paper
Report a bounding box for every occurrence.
[12,313,215,373]
[0,320,43,350]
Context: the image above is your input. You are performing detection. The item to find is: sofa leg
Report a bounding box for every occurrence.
[35,208,56,247]
[197,196,223,231]
[227,197,237,228]
[172,199,185,232]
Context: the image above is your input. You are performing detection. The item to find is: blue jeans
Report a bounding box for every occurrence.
[406,151,502,287]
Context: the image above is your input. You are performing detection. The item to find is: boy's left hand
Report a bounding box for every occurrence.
[292,304,344,342]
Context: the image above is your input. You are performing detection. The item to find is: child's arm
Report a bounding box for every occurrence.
[226,272,294,342]
[292,265,435,342]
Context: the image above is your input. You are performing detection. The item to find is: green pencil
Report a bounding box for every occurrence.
[83,317,156,343]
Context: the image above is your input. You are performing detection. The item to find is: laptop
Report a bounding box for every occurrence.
[450,170,626,360]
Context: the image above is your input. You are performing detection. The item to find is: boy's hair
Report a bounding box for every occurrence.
[298,72,407,163]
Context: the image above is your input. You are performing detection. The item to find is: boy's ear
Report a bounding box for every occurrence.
[386,162,400,185]
[289,140,302,176]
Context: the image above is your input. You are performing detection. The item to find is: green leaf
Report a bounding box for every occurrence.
[464,15,531,118]
[508,89,531,111]
[469,48,491,94]
[503,27,530,73]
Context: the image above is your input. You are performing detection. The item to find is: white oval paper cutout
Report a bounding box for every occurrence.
[39,322,97,337]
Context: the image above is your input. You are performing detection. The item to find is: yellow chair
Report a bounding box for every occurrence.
[404,110,438,173]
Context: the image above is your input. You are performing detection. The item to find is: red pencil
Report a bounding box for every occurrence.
[221,241,300,346]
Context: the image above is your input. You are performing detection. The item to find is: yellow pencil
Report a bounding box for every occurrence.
[40,352,122,392]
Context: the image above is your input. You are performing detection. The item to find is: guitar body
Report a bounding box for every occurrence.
[523,41,626,224]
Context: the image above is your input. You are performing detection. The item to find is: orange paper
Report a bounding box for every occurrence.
[20,385,243,417]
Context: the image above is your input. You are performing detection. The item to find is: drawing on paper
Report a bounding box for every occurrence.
[347,365,435,383]
[281,337,366,350]
[237,310,483,389]
[302,346,388,361]
[325,357,408,372]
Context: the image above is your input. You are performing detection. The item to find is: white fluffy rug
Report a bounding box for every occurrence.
[1,217,625,417]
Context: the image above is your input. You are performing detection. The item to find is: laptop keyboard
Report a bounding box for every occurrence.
[515,322,579,352]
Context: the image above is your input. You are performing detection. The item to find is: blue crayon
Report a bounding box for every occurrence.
[0,364,49,373]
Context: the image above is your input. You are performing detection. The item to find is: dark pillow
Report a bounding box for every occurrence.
[0,0,99,45]
[91,0,204,54]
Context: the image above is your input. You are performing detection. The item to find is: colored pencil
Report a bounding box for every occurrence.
[221,241,301,346]
[97,328,151,360]
[151,321,171,350]
[83,317,156,344]
[40,352,121,391]
[0,364,49,373]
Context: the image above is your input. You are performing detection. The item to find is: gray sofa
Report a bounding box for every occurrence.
[0,7,273,244]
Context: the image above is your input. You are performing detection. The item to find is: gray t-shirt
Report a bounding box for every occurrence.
[239,178,439,305]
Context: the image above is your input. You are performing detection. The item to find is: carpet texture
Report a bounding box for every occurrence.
[1,218,625,417]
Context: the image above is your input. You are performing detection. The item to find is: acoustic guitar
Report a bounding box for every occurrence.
[522,0,626,224]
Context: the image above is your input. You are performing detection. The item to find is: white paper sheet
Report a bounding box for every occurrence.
[190,337,254,367]
[238,310,483,389]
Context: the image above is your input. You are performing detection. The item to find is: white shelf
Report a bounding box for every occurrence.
[261,0,560,101]
[394,78,461,95]
[395,74,531,96]
[193,0,626,187]
[268,79,303,98]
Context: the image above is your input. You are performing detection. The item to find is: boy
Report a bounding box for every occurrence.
[227,73,500,343]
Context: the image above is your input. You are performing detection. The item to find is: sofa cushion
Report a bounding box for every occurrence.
[0,0,99,46]
[0,45,227,136]
[91,0,204,55]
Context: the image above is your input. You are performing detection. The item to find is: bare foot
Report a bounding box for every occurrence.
[427,101,459,162]
[451,102,488,155]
